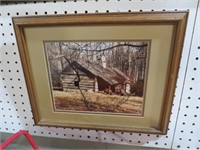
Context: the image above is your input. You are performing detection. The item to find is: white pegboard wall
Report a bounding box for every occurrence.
[172,1,200,149]
[0,0,199,149]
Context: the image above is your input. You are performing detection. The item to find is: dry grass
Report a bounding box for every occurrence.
[53,90,143,114]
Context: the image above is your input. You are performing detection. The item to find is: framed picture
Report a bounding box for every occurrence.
[13,12,188,134]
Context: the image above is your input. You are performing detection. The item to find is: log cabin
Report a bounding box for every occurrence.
[60,60,130,94]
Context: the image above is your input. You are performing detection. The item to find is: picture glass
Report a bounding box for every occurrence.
[44,41,150,115]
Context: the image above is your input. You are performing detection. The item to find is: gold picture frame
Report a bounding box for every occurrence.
[13,12,188,134]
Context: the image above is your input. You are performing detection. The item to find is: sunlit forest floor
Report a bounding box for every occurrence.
[53,90,143,115]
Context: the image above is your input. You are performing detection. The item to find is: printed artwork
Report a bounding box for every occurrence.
[44,41,149,115]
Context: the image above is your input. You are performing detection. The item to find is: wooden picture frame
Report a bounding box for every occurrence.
[13,12,188,134]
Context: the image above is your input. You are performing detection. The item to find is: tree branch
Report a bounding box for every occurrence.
[62,56,91,111]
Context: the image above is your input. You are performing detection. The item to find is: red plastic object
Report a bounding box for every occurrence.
[0,130,39,150]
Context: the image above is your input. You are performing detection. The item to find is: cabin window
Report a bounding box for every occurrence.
[74,81,79,87]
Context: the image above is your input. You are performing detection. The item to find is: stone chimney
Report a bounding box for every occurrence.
[101,55,106,68]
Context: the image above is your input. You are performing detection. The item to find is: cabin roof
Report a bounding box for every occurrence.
[66,60,130,85]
